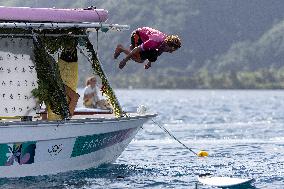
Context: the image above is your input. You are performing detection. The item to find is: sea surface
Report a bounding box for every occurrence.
[1,90,283,189]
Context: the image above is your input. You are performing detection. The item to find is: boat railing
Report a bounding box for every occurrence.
[0,22,130,36]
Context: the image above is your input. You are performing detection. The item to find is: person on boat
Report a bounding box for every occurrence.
[114,27,181,69]
[83,76,112,110]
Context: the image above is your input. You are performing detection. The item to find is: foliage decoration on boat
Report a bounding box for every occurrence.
[83,38,123,117]
[32,34,70,119]
[38,29,82,54]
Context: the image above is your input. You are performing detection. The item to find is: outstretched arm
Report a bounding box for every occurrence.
[119,46,143,69]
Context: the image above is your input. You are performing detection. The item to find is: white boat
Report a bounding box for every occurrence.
[0,8,156,178]
[0,115,155,178]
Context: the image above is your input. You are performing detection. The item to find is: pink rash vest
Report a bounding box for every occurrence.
[136,27,167,51]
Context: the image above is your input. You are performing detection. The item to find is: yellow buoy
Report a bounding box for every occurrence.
[197,150,209,157]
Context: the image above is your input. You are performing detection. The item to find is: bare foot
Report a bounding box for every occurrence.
[114,44,123,59]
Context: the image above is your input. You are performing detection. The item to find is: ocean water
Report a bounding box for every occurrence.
[1,90,283,189]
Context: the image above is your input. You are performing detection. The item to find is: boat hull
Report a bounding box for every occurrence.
[0,115,154,178]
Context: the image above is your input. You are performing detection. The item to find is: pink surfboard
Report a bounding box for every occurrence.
[0,6,108,23]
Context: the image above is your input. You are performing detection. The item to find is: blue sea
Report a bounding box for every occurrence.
[1,90,283,189]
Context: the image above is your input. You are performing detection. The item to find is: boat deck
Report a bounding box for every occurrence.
[0,107,115,122]
[0,110,155,125]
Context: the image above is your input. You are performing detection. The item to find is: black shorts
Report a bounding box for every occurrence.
[130,31,158,62]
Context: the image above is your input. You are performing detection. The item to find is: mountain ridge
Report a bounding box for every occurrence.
[1,0,284,88]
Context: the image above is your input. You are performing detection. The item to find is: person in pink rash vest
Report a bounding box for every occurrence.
[114,27,181,69]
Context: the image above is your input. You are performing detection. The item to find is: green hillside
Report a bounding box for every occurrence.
[1,0,284,88]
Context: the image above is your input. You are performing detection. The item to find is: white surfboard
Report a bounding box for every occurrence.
[198,174,254,188]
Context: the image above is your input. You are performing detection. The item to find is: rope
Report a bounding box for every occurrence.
[151,119,198,156]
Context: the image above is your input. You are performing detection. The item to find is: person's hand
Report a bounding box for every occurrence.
[87,92,95,98]
[144,63,151,69]
[119,59,127,69]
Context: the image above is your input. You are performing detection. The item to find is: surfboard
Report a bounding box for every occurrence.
[198,174,254,188]
[0,6,108,23]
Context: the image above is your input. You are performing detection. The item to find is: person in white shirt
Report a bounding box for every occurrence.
[83,76,112,110]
